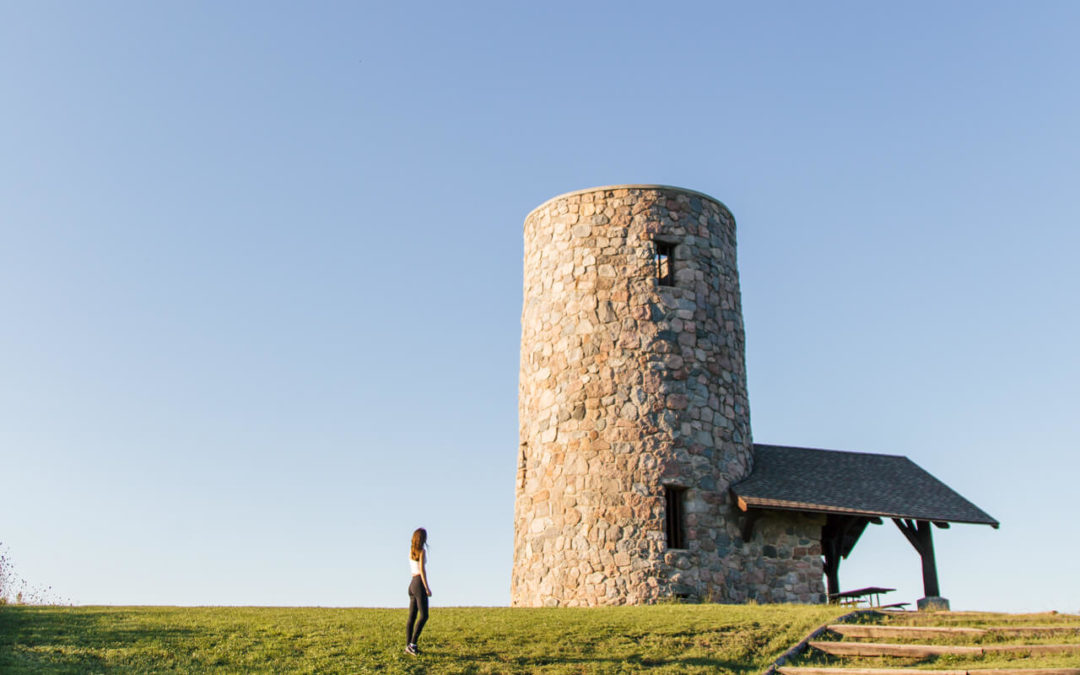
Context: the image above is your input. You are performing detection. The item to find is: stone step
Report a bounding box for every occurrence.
[780,668,1080,675]
[808,640,1080,658]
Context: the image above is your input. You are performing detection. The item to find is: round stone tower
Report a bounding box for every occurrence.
[513,185,755,607]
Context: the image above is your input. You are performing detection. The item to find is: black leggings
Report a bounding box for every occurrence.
[406,575,428,645]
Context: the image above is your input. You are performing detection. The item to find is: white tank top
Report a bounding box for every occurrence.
[410,556,421,576]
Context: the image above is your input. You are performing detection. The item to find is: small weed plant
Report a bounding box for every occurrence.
[0,542,65,606]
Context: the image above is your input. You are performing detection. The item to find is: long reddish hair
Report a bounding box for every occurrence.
[410,528,427,561]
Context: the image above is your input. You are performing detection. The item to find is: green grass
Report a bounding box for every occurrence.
[0,603,844,674]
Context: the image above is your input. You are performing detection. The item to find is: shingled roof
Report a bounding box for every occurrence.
[731,444,999,527]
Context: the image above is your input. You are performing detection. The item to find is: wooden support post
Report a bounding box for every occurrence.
[822,536,841,597]
[735,497,761,543]
[740,509,761,543]
[821,517,843,597]
[918,521,940,598]
[893,518,942,599]
[821,515,872,599]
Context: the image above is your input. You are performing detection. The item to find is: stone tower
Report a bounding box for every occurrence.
[513,185,761,607]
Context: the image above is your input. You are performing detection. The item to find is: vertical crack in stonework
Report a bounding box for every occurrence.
[512,185,826,607]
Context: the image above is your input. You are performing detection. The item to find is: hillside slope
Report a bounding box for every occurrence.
[0,604,844,674]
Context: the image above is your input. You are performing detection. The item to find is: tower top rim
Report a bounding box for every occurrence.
[525,184,730,222]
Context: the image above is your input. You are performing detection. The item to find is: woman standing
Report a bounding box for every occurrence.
[405,527,431,656]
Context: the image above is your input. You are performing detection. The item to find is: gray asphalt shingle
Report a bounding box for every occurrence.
[731,444,999,527]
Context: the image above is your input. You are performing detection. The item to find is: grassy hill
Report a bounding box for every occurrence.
[0,603,845,674]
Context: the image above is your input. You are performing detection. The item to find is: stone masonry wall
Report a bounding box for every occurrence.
[739,511,827,603]
[513,185,824,606]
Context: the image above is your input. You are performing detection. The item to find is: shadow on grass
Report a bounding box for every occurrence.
[443,649,757,674]
[0,606,202,673]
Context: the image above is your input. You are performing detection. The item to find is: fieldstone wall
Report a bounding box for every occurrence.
[513,185,824,607]
[736,512,827,603]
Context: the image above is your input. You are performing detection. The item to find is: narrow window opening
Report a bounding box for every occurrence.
[665,486,687,549]
[518,442,528,489]
[655,242,675,286]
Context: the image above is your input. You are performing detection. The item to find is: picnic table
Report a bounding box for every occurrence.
[828,586,897,608]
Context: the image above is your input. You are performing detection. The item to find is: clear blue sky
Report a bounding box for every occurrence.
[2,2,1077,612]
